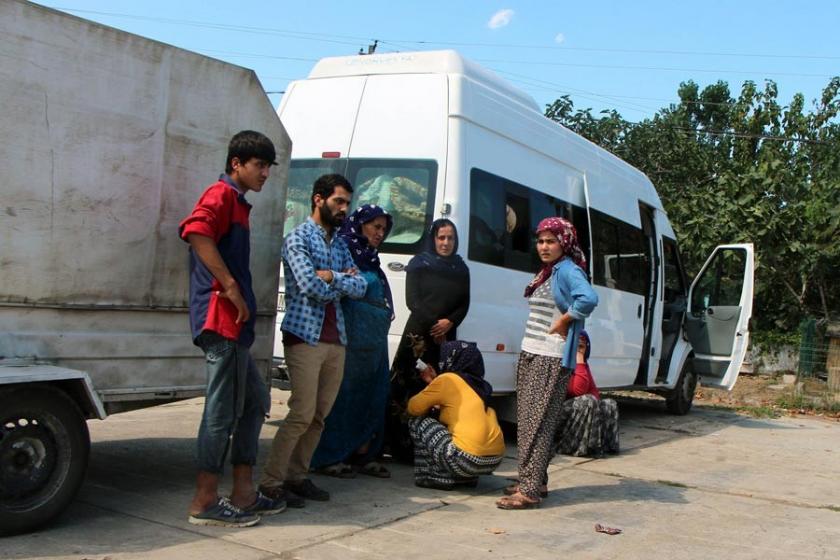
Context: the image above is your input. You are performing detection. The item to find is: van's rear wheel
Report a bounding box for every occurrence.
[0,386,90,536]
[665,362,698,415]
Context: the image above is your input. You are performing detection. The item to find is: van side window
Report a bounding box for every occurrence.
[468,169,534,272]
[469,169,507,267]
[619,224,647,296]
[469,168,588,273]
[662,237,686,302]
[591,209,647,296]
[690,248,746,311]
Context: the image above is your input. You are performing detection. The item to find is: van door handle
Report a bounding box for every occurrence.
[637,304,642,318]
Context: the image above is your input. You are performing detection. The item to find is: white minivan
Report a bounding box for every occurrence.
[274,50,754,416]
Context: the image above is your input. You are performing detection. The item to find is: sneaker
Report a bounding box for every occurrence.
[284,478,330,501]
[188,497,260,528]
[241,491,286,516]
[258,484,306,509]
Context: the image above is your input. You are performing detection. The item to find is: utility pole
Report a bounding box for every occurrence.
[359,39,378,55]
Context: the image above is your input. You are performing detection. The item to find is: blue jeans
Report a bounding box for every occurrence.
[196,331,270,474]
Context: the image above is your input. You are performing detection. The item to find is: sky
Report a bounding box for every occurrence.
[35,1,840,122]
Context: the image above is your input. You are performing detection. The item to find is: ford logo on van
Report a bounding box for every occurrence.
[387,262,405,272]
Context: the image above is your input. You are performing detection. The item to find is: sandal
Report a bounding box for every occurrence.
[314,462,356,478]
[503,483,548,498]
[355,461,391,478]
[496,492,541,510]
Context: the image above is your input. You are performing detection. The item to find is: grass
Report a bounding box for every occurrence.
[735,405,782,419]
[775,391,840,415]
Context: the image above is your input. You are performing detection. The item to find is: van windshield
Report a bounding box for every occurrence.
[285,158,438,254]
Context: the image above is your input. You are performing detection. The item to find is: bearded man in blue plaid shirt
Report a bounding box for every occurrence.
[259,173,367,505]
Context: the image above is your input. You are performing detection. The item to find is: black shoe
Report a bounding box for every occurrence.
[284,479,330,501]
[258,484,306,508]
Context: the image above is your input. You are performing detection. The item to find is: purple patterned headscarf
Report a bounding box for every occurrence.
[524,217,587,297]
[338,204,394,312]
[438,340,493,408]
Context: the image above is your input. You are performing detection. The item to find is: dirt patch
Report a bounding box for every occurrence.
[694,374,840,421]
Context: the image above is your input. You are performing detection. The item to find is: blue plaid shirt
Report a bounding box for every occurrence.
[281,218,367,345]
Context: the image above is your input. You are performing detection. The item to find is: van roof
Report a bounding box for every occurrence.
[302,49,662,218]
[307,50,540,111]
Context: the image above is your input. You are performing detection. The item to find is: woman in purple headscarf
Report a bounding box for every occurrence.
[497,217,598,509]
[311,204,395,478]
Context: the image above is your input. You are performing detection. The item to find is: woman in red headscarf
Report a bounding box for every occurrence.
[497,217,598,510]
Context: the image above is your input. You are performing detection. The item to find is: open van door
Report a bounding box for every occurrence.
[684,243,754,390]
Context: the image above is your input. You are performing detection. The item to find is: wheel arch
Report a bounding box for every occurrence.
[0,365,106,420]
[661,339,694,390]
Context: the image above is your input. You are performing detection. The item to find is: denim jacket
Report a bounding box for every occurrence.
[551,257,599,369]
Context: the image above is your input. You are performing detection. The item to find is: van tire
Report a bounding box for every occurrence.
[0,386,91,536]
[665,362,698,415]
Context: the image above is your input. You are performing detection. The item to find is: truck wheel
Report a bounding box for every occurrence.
[0,386,90,536]
[665,362,698,415]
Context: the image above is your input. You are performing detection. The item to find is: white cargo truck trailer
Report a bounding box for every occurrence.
[0,0,290,534]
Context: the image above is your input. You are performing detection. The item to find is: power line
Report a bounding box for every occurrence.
[664,127,827,145]
[377,39,840,62]
[196,49,318,63]
[48,7,374,48]
[45,5,840,119]
[492,69,802,113]
[476,58,836,79]
[51,6,840,70]
[492,68,664,114]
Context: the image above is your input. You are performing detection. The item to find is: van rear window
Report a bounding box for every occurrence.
[285,159,438,254]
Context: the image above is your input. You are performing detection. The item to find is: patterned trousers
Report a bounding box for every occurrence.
[408,416,503,486]
[555,395,620,457]
[516,351,571,499]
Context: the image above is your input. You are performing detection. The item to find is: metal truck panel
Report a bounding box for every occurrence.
[0,1,290,397]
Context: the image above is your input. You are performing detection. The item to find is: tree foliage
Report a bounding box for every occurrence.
[545,78,840,331]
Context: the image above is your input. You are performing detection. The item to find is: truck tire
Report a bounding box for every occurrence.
[665,361,698,415]
[0,386,90,536]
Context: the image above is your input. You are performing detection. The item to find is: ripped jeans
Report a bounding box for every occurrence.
[195,331,271,474]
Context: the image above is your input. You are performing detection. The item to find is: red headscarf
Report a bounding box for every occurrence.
[524,217,587,297]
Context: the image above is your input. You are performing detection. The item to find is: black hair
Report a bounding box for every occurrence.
[311,173,353,210]
[225,130,277,174]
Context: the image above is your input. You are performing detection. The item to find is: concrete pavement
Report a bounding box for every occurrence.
[3,390,838,559]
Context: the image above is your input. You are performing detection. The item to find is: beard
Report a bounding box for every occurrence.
[319,203,345,228]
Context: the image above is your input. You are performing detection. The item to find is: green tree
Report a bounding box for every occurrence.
[545,78,840,330]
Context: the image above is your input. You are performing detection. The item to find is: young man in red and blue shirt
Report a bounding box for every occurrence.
[179,130,283,527]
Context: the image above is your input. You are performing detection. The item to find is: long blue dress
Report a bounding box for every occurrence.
[311,270,392,467]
